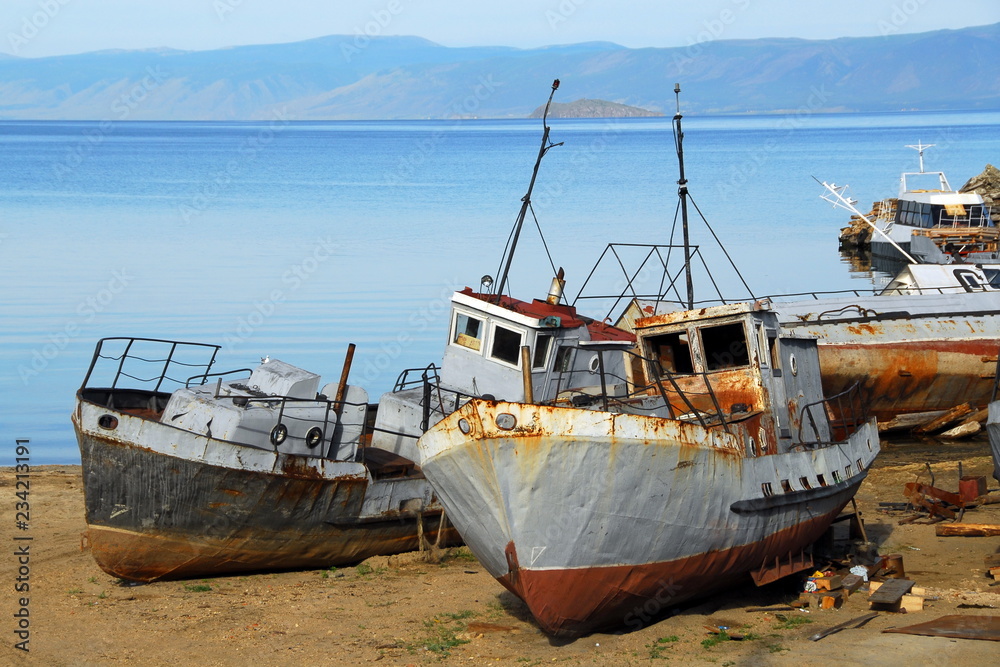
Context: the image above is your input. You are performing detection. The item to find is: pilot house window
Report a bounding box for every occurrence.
[532,334,553,369]
[701,322,750,371]
[490,325,523,365]
[453,313,483,351]
[648,331,694,374]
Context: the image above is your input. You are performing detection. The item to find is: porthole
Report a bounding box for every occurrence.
[270,423,288,447]
[457,418,471,434]
[495,413,517,431]
[305,427,323,449]
[98,414,118,430]
[789,354,798,376]
[588,354,600,374]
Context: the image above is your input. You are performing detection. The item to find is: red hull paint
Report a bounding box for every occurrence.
[498,506,844,637]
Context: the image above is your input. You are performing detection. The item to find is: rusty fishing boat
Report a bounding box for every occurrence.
[402,84,881,637]
[72,338,457,582]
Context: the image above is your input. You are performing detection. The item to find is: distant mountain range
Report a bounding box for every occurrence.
[0,23,997,120]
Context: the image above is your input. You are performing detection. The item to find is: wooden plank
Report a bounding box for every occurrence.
[814,575,843,591]
[912,403,975,434]
[869,578,915,605]
[936,523,1000,537]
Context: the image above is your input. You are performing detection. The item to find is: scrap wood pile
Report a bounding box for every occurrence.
[878,402,991,439]
[789,554,929,615]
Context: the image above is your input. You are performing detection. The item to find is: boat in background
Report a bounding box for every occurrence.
[73,337,457,582]
[865,142,996,267]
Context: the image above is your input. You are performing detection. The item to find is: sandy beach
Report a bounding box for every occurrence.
[3,444,1000,665]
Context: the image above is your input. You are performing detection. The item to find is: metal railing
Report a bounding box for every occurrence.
[81,337,222,393]
[796,382,869,446]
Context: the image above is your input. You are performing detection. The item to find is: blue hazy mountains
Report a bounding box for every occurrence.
[0,23,997,120]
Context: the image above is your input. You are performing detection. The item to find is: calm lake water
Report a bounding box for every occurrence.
[2,110,999,463]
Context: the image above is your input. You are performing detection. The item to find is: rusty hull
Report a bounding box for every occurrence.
[417,400,878,637]
[74,401,458,582]
[815,338,997,421]
[774,291,1000,421]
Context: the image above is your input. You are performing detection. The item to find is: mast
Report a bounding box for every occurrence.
[673,83,694,310]
[494,79,563,302]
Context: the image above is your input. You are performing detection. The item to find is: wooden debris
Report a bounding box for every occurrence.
[877,410,945,433]
[939,421,981,439]
[841,573,865,595]
[869,579,915,611]
[808,612,879,642]
[912,403,975,434]
[814,575,843,591]
[936,523,1000,537]
[958,476,988,503]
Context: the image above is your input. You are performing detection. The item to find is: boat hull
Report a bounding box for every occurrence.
[775,292,1000,421]
[418,401,879,636]
[988,402,1000,484]
[74,399,456,582]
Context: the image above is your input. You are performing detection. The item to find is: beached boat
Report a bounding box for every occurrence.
[72,338,457,582]
[415,293,878,637]
[405,85,879,637]
[865,143,996,267]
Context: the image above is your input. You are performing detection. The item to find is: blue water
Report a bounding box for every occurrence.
[2,111,999,463]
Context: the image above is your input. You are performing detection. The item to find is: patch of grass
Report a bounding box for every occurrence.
[97,591,108,599]
[774,614,813,630]
[702,631,730,649]
[410,610,476,657]
[444,547,477,563]
[67,588,82,595]
[355,563,386,577]
[320,566,337,579]
[768,643,789,653]
[183,583,212,593]
[649,635,680,658]
[88,576,97,584]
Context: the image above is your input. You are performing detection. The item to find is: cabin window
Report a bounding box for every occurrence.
[554,346,574,373]
[780,479,793,494]
[954,269,984,292]
[647,331,694,374]
[832,470,842,484]
[799,476,812,490]
[983,268,1000,289]
[857,458,864,472]
[532,334,553,370]
[817,474,827,487]
[700,322,750,371]
[453,313,483,352]
[761,482,773,497]
[490,325,523,366]
[844,465,853,478]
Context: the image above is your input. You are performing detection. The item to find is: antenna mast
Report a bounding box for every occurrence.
[673,83,694,310]
[906,141,934,173]
[494,79,564,302]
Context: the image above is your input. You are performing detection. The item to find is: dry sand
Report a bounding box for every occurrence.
[3,443,1000,665]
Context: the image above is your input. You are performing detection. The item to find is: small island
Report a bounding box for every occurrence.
[529,98,663,119]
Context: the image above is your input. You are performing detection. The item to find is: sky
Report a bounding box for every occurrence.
[2,0,999,58]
